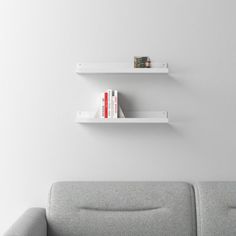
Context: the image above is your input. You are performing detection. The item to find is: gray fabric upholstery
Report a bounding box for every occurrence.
[4,208,47,236]
[47,182,196,236]
[195,182,236,236]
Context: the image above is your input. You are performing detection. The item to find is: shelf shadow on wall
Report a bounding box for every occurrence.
[80,123,184,139]
[77,73,182,89]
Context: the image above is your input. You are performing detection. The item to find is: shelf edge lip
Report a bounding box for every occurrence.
[76,111,169,122]
[76,118,169,124]
[76,69,168,74]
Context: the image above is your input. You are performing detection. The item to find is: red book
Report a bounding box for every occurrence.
[104,92,108,118]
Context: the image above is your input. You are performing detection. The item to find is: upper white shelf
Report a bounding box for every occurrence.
[76,63,168,74]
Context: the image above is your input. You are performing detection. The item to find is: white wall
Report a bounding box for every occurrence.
[1,0,236,233]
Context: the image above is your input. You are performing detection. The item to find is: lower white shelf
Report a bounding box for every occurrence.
[76,111,168,124]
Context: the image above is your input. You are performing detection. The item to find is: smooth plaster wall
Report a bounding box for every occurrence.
[1,0,236,233]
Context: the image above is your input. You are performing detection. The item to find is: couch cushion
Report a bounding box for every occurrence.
[47,182,196,236]
[196,182,236,236]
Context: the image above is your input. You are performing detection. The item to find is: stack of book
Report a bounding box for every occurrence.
[134,56,151,68]
[100,89,118,119]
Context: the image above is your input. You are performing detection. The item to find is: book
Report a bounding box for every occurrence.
[104,92,108,118]
[113,90,118,118]
[107,89,112,118]
[100,93,105,118]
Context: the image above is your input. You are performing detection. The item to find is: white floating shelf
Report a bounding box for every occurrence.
[76,63,168,74]
[77,118,168,124]
[76,111,168,124]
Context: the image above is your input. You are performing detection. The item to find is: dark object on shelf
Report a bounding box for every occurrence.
[134,57,151,68]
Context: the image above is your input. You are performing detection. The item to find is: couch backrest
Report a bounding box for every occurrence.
[47,182,196,236]
[195,182,236,236]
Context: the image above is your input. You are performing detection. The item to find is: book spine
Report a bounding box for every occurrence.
[104,92,108,118]
[100,93,105,118]
[107,89,112,118]
[113,90,118,118]
[112,95,115,118]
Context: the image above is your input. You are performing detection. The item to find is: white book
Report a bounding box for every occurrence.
[107,89,112,118]
[113,90,118,118]
[100,93,105,118]
[112,95,115,118]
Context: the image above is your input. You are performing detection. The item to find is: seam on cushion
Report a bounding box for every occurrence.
[189,184,196,236]
[78,207,163,212]
[195,183,202,236]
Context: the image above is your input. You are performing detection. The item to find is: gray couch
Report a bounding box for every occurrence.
[4,182,236,236]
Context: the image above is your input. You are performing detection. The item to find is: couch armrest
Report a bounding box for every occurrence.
[4,208,47,236]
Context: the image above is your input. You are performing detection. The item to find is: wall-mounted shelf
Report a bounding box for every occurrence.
[76,63,168,74]
[76,111,168,124]
[76,60,169,125]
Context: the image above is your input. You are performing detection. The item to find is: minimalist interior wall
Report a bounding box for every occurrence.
[1,0,236,233]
